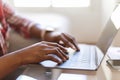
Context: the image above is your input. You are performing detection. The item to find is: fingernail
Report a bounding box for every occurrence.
[76,49,80,52]
[63,58,67,62]
[58,62,62,65]
[65,52,68,54]
[67,56,69,60]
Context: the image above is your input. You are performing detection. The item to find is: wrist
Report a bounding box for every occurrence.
[41,27,55,41]
[9,49,30,66]
[29,24,55,40]
[9,51,24,66]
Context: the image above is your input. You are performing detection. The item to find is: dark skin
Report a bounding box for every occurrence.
[0,24,79,79]
[30,24,80,51]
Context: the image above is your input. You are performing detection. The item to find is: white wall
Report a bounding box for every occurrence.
[7,0,120,45]
[101,0,115,27]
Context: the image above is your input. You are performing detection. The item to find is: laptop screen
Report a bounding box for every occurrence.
[97,5,120,54]
[96,19,118,54]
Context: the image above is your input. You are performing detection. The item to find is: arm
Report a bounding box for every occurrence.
[0,52,21,79]
[3,3,40,38]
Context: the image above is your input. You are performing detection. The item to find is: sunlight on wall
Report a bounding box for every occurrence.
[52,0,90,7]
[17,75,37,80]
[58,73,87,80]
[111,4,120,30]
[14,0,51,7]
[14,0,90,7]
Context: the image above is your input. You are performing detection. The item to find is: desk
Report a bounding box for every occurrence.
[14,55,120,80]
[63,56,120,80]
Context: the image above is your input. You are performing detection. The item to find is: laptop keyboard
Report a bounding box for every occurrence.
[78,45,91,63]
[66,44,96,68]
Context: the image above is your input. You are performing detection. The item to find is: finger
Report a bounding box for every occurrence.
[54,47,68,62]
[62,33,80,51]
[49,43,68,53]
[57,48,69,60]
[45,47,67,62]
[42,41,68,53]
[45,56,62,64]
[60,33,75,49]
[72,40,80,51]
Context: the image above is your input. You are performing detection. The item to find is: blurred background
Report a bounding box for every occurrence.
[6,0,120,52]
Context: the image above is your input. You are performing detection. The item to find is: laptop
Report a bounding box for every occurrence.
[40,5,120,71]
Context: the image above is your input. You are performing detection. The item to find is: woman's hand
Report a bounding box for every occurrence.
[29,24,80,51]
[44,31,80,51]
[17,41,68,65]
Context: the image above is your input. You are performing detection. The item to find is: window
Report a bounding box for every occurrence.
[52,0,90,7]
[14,0,51,7]
[14,0,90,7]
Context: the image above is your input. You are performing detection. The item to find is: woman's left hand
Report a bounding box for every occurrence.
[43,31,80,51]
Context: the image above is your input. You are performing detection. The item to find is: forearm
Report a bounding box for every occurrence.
[0,52,22,79]
[29,24,44,39]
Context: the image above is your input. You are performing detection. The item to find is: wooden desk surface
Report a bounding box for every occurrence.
[5,55,120,80]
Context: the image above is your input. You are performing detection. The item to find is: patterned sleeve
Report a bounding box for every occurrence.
[3,3,35,38]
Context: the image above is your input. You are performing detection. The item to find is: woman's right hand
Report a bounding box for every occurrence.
[16,41,68,65]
